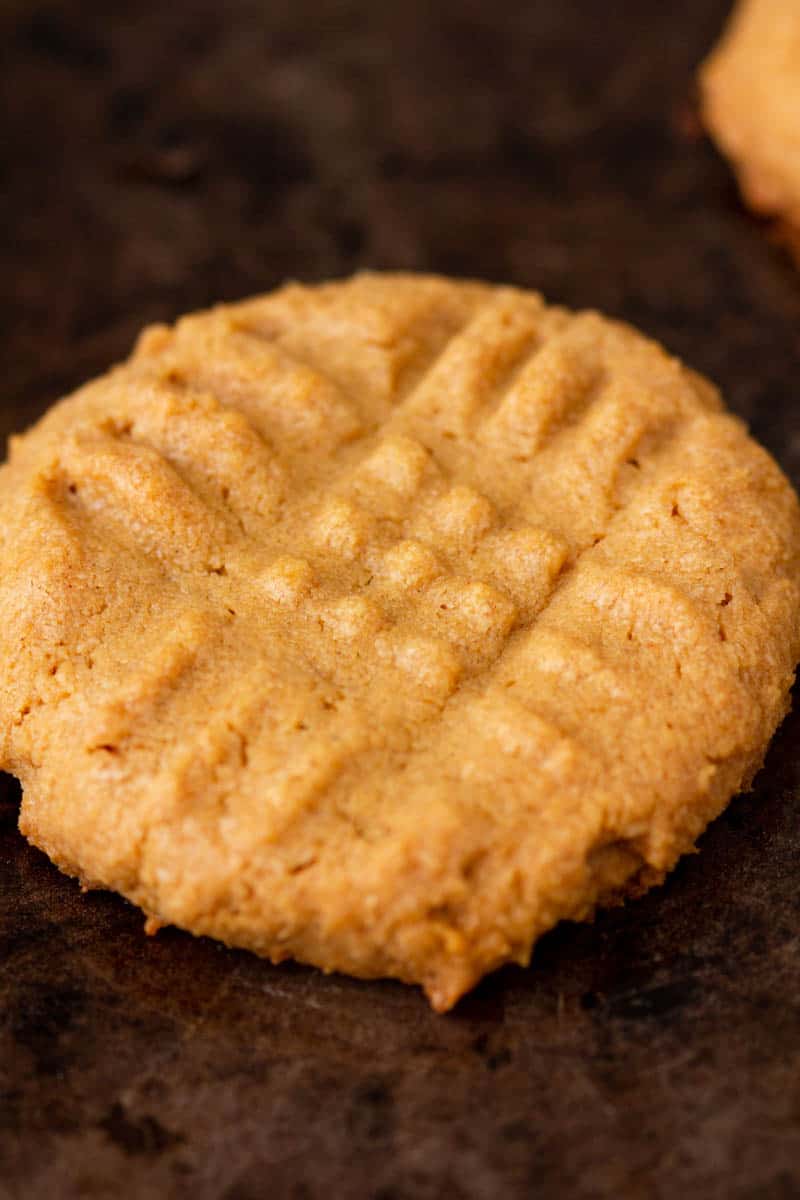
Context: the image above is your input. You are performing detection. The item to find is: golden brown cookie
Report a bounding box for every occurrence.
[2,272,799,1011]
[701,0,800,245]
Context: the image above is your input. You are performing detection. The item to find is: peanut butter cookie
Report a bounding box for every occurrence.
[701,0,800,246]
[2,273,799,1010]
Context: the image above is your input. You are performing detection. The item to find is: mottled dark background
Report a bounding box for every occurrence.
[2,1,800,1197]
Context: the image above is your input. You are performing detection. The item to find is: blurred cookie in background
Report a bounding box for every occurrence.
[701,0,800,256]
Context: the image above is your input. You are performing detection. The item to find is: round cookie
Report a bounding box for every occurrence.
[701,0,800,245]
[1,272,799,1012]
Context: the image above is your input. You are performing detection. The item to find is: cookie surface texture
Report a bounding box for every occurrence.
[701,0,800,240]
[2,272,799,1012]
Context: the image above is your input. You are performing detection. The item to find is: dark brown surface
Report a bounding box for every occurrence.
[2,1,800,1197]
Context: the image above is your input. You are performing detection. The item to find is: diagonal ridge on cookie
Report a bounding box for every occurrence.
[1,272,799,1012]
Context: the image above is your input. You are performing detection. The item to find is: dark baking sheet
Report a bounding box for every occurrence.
[3,1,800,1196]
